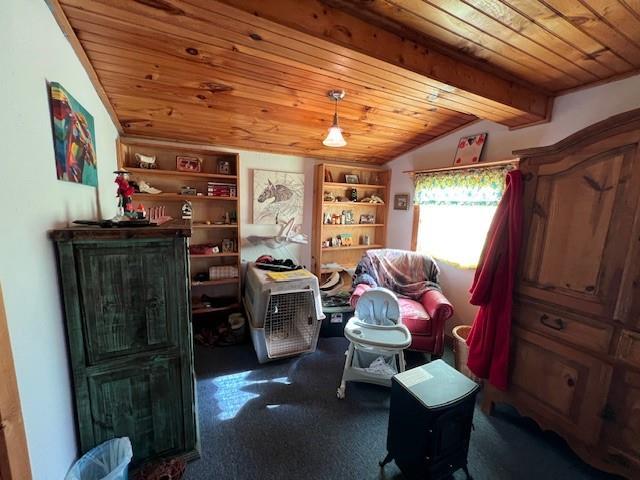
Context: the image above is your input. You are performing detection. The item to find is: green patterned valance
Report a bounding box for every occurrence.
[414,166,512,206]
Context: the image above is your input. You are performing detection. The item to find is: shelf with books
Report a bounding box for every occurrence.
[118,137,242,319]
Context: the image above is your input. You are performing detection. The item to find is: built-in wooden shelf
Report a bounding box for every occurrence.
[133,193,237,202]
[323,202,386,207]
[190,253,239,258]
[191,278,239,287]
[314,163,390,292]
[192,303,240,315]
[321,264,357,274]
[322,223,384,228]
[324,182,386,189]
[126,167,237,181]
[120,137,242,324]
[191,223,239,229]
[322,244,383,251]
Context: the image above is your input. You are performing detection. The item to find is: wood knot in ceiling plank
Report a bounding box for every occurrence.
[133,0,184,15]
[200,82,233,93]
[122,119,153,128]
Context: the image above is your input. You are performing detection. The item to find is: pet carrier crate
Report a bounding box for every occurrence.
[243,264,324,363]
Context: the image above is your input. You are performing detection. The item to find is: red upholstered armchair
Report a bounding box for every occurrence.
[350,249,454,357]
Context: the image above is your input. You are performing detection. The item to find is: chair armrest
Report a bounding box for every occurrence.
[421,290,454,356]
[421,290,454,321]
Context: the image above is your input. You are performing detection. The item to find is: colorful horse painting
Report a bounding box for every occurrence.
[49,82,98,187]
[253,170,304,225]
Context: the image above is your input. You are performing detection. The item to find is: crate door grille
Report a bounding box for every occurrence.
[264,290,317,358]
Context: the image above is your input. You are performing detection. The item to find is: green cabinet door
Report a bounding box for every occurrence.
[87,354,184,462]
[54,235,197,466]
[75,241,179,363]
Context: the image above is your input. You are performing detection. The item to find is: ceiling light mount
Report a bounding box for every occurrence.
[323,89,347,148]
[327,89,346,102]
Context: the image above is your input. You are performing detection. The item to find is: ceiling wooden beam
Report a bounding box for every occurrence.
[214,0,552,126]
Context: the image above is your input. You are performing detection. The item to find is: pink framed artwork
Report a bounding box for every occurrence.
[453,133,487,166]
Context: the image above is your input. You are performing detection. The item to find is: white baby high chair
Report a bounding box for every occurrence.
[337,288,412,399]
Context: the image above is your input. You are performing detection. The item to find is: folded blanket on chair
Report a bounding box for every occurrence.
[353,249,441,300]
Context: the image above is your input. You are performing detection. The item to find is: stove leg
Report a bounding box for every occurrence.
[379,452,393,468]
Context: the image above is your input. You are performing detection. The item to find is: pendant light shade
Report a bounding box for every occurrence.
[323,90,347,148]
[323,114,347,147]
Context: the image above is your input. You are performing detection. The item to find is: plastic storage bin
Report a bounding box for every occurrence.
[320,305,354,337]
[452,325,480,382]
[65,437,132,480]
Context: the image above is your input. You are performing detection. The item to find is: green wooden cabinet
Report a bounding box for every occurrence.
[51,223,198,465]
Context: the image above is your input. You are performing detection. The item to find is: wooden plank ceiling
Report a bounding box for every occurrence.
[54,0,639,164]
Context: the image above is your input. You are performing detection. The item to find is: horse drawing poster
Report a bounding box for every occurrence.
[48,82,98,186]
[253,169,304,225]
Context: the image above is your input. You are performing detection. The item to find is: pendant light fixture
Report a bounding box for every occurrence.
[323,90,347,148]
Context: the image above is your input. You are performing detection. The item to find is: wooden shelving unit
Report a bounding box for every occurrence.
[322,201,387,206]
[312,163,391,291]
[321,244,384,251]
[192,303,241,315]
[125,166,238,181]
[133,193,238,202]
[118,138,241,318]
[191,278,239,287]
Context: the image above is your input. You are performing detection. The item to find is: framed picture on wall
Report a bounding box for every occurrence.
[453,132,487,166]
[344,174,359,184]
[394,194,410,210]
[48,82,98,186]
[253,169,305,225]
[359,214,375,224]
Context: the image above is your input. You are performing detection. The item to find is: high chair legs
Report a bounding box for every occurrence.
[398,352,406,372]
[337,343,355,399]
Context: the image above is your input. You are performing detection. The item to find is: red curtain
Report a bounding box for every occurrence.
[466,170,523,390]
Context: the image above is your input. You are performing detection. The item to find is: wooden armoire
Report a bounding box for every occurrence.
[51,222,198,466]
[483,109,640,479]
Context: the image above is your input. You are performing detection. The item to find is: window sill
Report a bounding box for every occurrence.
[431,256,478,271]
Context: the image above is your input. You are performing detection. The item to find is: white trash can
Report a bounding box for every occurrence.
[65,437,132,480]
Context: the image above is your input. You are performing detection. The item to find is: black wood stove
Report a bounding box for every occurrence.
[380,360,480,480]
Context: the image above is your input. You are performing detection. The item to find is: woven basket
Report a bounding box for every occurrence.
[134,458,186,480]
[452,325,480,383]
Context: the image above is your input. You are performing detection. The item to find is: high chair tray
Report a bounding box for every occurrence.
[344,319,412,349]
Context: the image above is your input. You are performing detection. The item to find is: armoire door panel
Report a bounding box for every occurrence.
[509,329,612,445]
[76,241,179,364]
[604,367,640,466]
[616,330,640,368]
[520,145,640,318]
[87,355,184,461]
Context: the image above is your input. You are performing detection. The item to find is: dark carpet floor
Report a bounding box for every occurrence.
[184,337,620,480]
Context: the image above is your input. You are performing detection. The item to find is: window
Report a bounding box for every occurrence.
[413,166,510,269]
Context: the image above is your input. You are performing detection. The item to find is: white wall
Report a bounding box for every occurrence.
[238,151,317,268]
[386,73,640,331]
[0,1,119,478]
